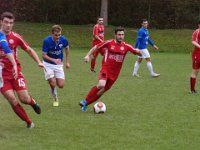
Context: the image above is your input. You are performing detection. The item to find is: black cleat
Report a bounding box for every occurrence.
[32,103,41,114]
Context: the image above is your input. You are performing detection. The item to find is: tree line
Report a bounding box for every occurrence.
[0,0,199,29]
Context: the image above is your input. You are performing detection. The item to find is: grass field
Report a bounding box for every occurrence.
[0,23,200,150]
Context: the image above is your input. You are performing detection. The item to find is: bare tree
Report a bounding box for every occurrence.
[100,0,108,26]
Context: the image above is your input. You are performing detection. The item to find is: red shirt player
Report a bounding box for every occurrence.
[90,17,104,72]
[0,12,44,128]
[190,20,200,94]
[79,27,141,112]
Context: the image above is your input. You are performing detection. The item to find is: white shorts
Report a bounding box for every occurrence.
[0,65,3,88]
[138,49,151,58]
[43,61,65,80]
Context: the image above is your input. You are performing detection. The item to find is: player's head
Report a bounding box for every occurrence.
[51,25,62,42]
[0,12,15,34]
[114,27,124,43]
[97,17,103,25]
[142,19,148,28]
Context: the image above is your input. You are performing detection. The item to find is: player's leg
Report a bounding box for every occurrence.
[132,57,142,77]
[1,89,33,128]
[145,58,160,77]
[142,49,160,77]
[190,69,199,93]
[17,90,41,114]
[90,51,99,72]
[79,69,108,112]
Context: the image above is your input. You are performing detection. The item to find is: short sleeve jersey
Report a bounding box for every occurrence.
[42,36,69,65]
[1,32,29,77]
[192,29,200,53]
[92,24,104,46]
[96,40,138,76]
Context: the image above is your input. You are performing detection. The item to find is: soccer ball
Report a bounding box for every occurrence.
[93,102,106,113]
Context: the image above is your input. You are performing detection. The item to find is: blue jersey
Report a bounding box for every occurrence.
[0,31,12,54]
[42,36,69,64]
[135,27,154,49]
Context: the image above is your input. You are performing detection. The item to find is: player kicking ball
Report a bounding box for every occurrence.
[79,27,141,112]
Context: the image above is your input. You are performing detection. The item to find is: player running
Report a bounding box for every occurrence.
[132,19,160,78]
[190,20,200,94]
[0,12,44,128]
[79,27,141,112]
[90,17,104,72]
[42,25,70,106]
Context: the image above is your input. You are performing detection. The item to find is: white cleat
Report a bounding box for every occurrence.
[53,97,59,107]
[27,122,35,129]
[132,73,140,77]
[152,73,160,78]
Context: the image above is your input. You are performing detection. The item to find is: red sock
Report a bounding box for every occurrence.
[91,58,96,71]
[29,96,36,107]
[85,86,100,105]
[190,77,196,91]
[12,104,32,124]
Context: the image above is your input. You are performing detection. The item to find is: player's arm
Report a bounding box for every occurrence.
[93,26,103,42]
[192,41,200,49]
[134,31,143,48]
[84,45,97,63]
[148,38,159,50]
[65,46,70,69]
[42,52,62,65]
[0,39,18,79]
[25,46,44,68]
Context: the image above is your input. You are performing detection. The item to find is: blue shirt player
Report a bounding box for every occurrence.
[132,19,160,78]
[42,25,70,106]
[0,31,17,83]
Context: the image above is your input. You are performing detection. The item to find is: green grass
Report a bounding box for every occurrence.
[0,49,200,150]
[0,23,199,149]
[13,22,193,53]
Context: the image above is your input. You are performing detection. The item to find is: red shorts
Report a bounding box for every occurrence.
[192,53,200,69]
[99,68,118,91]
[0,73,27,93]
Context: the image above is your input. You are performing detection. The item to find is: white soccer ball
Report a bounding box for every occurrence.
[93,102,106,113]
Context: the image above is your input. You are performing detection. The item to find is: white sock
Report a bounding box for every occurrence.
[147,61,154,76]
[133,61,140,75]
[51,87,57,98]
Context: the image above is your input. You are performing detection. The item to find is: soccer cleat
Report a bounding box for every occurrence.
[132,73,140,77]
[90,69,96,73]
[79,100,87,112]
[53,97,59,107]
[152,73,160,78]
[190,90,197,94]
[27,122,35,129]
[53,101,59,107]
[32,103,41,114]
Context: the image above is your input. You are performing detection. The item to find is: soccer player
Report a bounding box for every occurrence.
[132,19,160,78]
[79,27,142,112]
[0,31,18,82]
[190,20,200,94]
[90,17,104,72]
[42,25,70,106]
[0,12,44,128]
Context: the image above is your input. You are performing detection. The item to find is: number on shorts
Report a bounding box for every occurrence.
[18,78,25,87]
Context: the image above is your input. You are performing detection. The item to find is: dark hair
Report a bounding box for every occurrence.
[1,12,15,21]
[114,27,124,34]
[142,18,148,23]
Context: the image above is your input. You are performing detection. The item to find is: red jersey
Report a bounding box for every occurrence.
[192,28,200,53]
[92,24,104,46]
[2,32,29,78]
[96,40,138,76]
